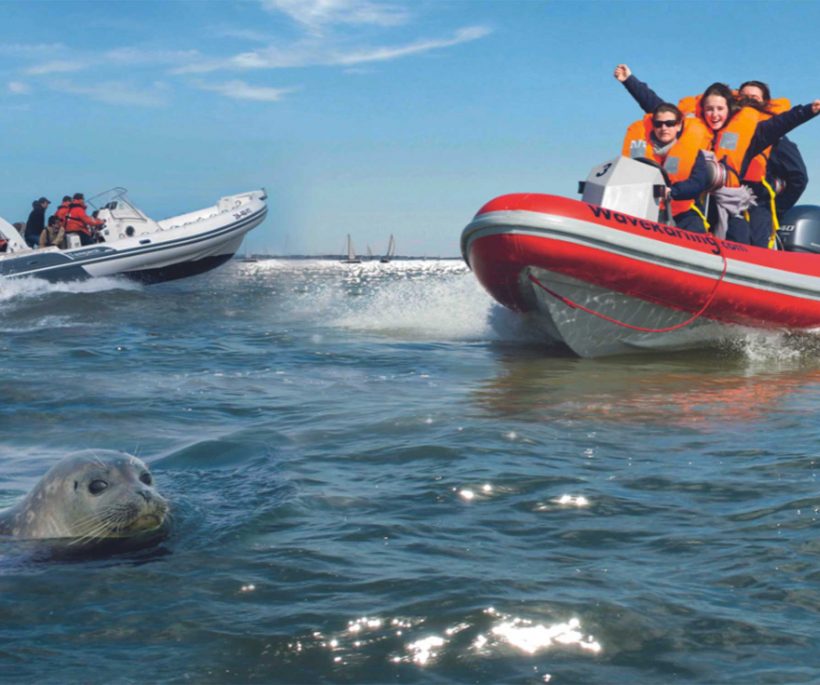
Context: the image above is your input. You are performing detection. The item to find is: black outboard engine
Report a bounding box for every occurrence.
[778,205,820,253]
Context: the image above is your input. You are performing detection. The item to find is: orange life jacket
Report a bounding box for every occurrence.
[678,94,703,119]
[55,201,71,226]
[666,116,713,216]
[712,107,761,187]
[679,93,790,184]
[621,113,712,216]
[743,97,790,182]
[621,116,656,161]
[64,200,103,236]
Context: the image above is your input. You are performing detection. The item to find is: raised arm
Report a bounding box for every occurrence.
[744,101,820,173]
[613,64,631,82]
[614,63,665,113]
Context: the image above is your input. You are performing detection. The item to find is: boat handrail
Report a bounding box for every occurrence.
[87,187,129,211]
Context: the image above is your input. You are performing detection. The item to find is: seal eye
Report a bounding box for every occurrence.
[140,473,153,486]
[88,480,108,495]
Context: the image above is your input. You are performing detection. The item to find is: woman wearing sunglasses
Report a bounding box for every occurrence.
[614,64,820,245]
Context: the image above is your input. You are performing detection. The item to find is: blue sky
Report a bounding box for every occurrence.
[2,0,819,257]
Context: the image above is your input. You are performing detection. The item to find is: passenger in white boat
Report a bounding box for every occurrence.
[55,195,71,226]
[24,196,50,248]
[39,214,65,249]
[64,192,104,246]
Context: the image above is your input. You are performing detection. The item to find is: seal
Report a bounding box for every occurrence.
[0,450,169,544]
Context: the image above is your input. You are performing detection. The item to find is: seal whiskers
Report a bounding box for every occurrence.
[0,451,169,545]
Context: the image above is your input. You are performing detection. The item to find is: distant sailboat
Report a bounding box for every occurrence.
[380,234,396,263]
[341,234,361,264]
[366,245,374,260]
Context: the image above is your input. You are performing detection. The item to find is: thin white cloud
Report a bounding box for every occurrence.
[50,80,169,107]
[24,60,88,76]
[21,47,200,79]
[5,8,490,107]
[215,28,275,43]
[103,47,203,67]
[261,0,409,30]
[195,79,297,102]
[332,25,491,65]
[0,43,65,56]
[175,25,491,74]
[8,81,30,94]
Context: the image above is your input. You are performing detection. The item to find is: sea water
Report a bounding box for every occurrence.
[0,259,818,684]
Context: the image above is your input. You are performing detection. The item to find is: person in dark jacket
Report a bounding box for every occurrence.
[739,80,808,220]
[614,65,819,245]
[24,197,50,248]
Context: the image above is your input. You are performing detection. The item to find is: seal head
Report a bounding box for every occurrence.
[0,450,169,544]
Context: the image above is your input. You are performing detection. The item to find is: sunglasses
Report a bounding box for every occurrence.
[653,119,679,128]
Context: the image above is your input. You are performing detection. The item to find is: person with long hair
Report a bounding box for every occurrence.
[614,64,820,245]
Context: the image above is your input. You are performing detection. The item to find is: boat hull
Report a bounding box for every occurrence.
[462,193,820,357]
[0,192,267,285]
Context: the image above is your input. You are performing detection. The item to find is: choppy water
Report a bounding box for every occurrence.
[1,258,819,684]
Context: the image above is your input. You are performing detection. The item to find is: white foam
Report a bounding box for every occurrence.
[331,266,497,341]
[239,258,569,345]
[0,275,141,304]
[730,328,820,366]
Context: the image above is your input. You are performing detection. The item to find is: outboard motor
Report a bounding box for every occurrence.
[778,205,820,253]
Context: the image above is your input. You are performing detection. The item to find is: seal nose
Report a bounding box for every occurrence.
[138,489,152,502]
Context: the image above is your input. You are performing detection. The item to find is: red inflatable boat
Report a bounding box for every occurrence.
[461,157,820,357]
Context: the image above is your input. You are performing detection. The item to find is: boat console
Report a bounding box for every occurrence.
[578,157,667,222]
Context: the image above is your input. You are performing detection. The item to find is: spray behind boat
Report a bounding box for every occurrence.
[778,206,820,253]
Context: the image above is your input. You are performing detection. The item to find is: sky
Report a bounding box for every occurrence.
[2,0,820,257]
